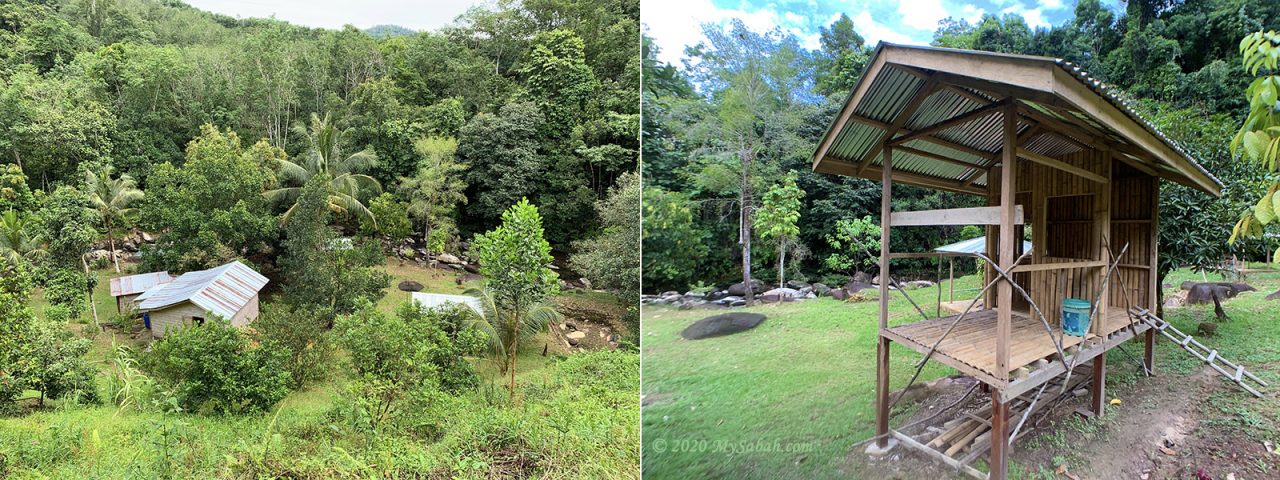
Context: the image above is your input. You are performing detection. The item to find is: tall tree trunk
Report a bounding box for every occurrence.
[740,150,755,306]
[778,238,786,288]
[109,229,120,273]
[83,254,99,327]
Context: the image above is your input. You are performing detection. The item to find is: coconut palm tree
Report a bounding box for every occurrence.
[85,166,144,273]
[465,285,562,398]
[265,112,381,226]
[0,209,44,267]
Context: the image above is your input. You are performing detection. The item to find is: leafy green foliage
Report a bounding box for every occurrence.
[471,199,560,309]
[333,301,486,431]
[141,321,291,415]
[1230,31,1280,252]
[640,186,707,292]
[252,303,334,389]
[754,173,804,286]
[360,192,412,245]
[279,174,389,315]
[400,136,467,252]
[267,112,383,228]
[570,171,640,302]
[84,165,143,273]
[823,216,881,276]
[138,125,278,272]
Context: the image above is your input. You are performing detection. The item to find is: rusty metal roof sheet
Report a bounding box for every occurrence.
[109,271,175,297]
[136,261,268,319]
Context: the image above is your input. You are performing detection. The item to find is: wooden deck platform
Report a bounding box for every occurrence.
[882,308,1137,385]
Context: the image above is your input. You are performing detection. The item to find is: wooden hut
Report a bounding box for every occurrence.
[812,43,1222,479]
[135,261,268,338]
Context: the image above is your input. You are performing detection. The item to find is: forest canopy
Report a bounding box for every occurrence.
[0,0,639,248]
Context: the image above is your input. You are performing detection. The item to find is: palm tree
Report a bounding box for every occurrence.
[85,166,144,273]
[265,112,381,226]
[0,209,44,267]
[465,286,562,399]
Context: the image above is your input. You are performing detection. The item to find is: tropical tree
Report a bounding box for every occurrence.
[570,171,641,303]
[85,165,143,273]
[400,136,467,252]
[0,209,44,267]
[754,173,804,287]
[266,112,381,226]
[1229,31,1280,253]
[467,198,560,398]
[824,216,882,277]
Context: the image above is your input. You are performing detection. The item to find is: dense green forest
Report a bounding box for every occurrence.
[641,0,1280,295]
[0,0,640,477]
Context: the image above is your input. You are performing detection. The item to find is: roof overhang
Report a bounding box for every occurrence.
[812,43,1222,197]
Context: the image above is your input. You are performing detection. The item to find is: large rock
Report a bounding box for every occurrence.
[851,271,872,284]
[397,280,424,292]
[831,289,849,301]
[813,283,832,296]
[437,253,463,265]
[463,264,480,274]
[785,280,812,290]
[760,288,800,302]
[580,277,593,290]
[844,280,875,293]
[706,290,729,301]
[680,312,767,340]
[726,279,765,296]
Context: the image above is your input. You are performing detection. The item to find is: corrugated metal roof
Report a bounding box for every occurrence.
[814,43,1223,195]
[137,261,268,319]
[935,236,1032,255]
[410,292,483,316]
[110,271,174,297]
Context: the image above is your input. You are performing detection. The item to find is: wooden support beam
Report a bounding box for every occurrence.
[989,392,1010,480]
[890,206,1023,227]
[1145,329,1156,375]
[996,102,1017,383]
[875,146,893,448]
[1009,260,1107,273]
[846,114,996,161]
[1016,147,1108,183]
[817,157,987,195]
[890,98,1010,147]
[857,79,941,175]
[1091,355,1107,417]
[893,145,991,171]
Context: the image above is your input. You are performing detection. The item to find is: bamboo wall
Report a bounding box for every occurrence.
[984,147,1156,331]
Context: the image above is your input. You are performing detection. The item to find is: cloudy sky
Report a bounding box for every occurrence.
[184,0,480,31]
[644,0,1119,65]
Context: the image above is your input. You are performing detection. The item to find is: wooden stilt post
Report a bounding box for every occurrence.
[996,102,1017,382]
[875,145,893,448]
[990,391,1010,479]
[1144,329,1156,375]
[1091,354,1107,417]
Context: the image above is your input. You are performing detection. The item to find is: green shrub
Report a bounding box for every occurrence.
[251,303,333,388]
[141,321,291,415]
[110,304,141,333]
[333,301,487,431]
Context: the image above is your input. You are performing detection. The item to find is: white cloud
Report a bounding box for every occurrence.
[1001,4,1048,28]
[960,4,986,23]
[852,10,919,45]
[1040,0,1065,11]
[897,0,948,31]
[643,0,782,65]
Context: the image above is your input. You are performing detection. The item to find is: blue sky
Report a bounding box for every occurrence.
[644,0,1121,64]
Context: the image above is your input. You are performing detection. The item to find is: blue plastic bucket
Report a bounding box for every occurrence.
[1061,298,1091,337]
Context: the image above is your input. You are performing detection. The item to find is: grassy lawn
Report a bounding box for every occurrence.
[641,267,1280,479]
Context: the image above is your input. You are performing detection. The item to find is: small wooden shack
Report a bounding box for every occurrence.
[108,271,175,314]
[135,260,268,338]
[812,43,1222,479]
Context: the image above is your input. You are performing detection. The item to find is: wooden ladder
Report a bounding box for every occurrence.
[1130,307,1268,398]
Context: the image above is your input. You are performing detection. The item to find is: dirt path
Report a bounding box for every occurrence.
[842,365,1278,479]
